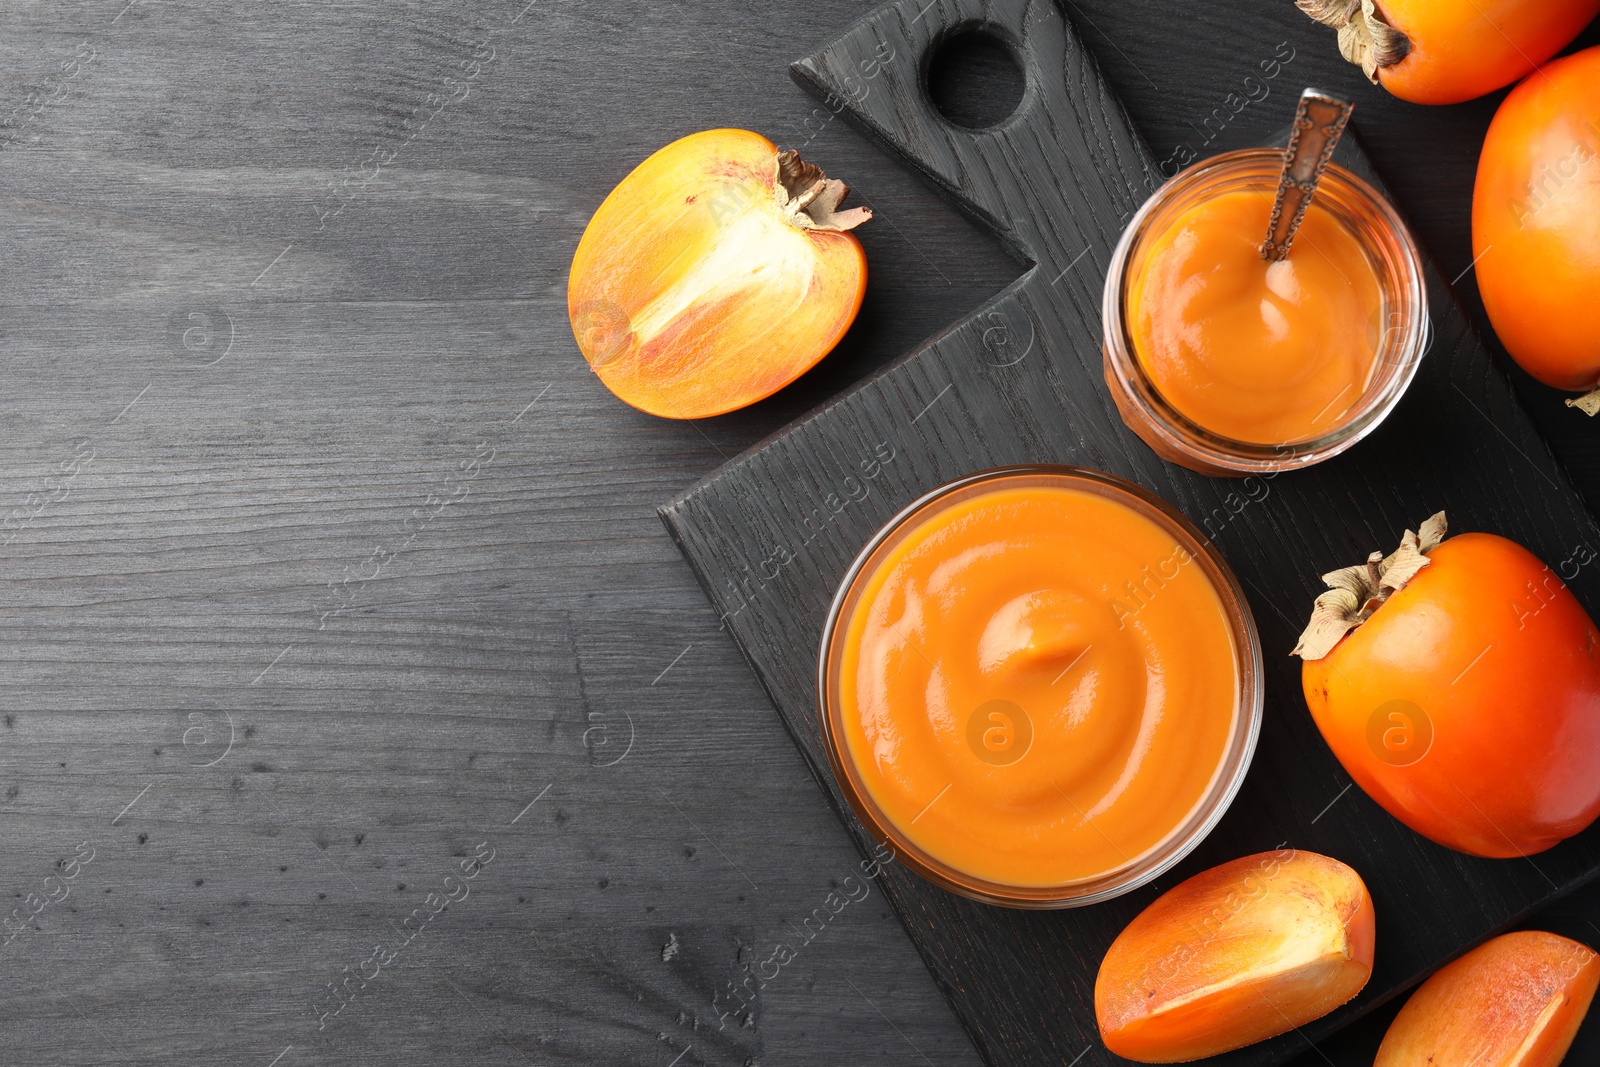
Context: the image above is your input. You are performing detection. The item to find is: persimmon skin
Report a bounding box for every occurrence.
[1376,931,1600,1067]
[1303,533,1600,858]
[1095,851,1374,1063]
[1473,46,1600,392]
[567,128,867,419]
[1375,0,1600,105]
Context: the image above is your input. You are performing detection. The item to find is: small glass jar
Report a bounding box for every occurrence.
[816,466,1264,908]
[1102,149,1429,477]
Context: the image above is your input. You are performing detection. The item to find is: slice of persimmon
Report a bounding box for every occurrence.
[1095,850,1375,1063]
[1375,931,1600,1067]
[568,128,871,420]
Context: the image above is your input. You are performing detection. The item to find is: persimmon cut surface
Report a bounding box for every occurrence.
[836,482,1240,889]
[1473,46,1600,409]
[1298,0,1600,105]
[1297,515,1600,858]
[568,128,869,419]
[1095,850,1374,1063]
[1376,931,1600,1067]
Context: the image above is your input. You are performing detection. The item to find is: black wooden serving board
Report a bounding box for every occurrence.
[660,1,1600,1064]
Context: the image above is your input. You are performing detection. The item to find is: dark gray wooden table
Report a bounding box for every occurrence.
[2,2,1596,1064]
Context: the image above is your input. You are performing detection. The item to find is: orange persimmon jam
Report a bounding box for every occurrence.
[818,467,1263,907]
[1127,188,1383,445]
[1102,149,1429,477]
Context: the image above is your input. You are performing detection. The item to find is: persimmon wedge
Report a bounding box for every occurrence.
[1297,0,1600,104]
[1376,931,1600,1067]
[1295,514,1600,858]
[568,128,870,419]
[1095,851,1375,1063]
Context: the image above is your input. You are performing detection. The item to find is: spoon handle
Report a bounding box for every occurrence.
[1261,88,1355,261]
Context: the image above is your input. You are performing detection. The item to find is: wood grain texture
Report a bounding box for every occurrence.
[0,1,1007,1064]
[2,0,1599,1063]
[662,2,1600,1065]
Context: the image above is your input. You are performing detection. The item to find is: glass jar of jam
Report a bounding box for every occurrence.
[1102,149,1429,477]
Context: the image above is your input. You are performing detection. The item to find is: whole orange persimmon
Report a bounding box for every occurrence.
[1296,513,1600,858]
[1474,45,1600,412]
[568,129,870,419]
[1376,931,1600,1066]
[1297,0,1600,104]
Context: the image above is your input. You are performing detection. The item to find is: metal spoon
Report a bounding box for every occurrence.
[1261,88,1355,261]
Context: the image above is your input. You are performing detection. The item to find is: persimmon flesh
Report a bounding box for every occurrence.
[1297,515,1600,858]
[1297,0,1600,105]
[1376,931,1600,1067]
[1095,850,1375,1063]
[568,128,869,419]
[1473,45,1600,411]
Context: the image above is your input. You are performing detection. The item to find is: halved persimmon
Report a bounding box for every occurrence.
[567,128,870,419]
[1376,931,1600,1066]
[1298,0,1600,104]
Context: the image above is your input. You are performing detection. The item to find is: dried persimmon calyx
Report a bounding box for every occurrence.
[1292,511,1446,660]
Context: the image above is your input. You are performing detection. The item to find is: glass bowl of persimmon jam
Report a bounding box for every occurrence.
[1102,149,1429,477]
[817,466,1264,908]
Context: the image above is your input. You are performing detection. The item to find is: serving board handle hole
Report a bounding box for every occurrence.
[922,22,1030,131]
